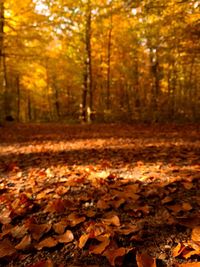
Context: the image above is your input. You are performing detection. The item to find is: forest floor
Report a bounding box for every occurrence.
[0,123,200,267]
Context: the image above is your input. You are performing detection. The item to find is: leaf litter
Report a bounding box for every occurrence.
[0,123,200,266]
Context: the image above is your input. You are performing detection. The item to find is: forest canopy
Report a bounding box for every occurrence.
[0,0,199,123]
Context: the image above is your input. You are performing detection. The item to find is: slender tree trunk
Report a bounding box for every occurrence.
[106,12,112,110]
[82,0,93,123]
[16,75,20,121]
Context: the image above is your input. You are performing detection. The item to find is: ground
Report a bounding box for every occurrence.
[0,123,200,267]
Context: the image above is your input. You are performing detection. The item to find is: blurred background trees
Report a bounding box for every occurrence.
[0,0,199,123]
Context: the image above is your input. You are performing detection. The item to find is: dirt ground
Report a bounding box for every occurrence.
[0,123,200,267]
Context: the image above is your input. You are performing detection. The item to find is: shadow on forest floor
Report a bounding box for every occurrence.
[0,123,200,267]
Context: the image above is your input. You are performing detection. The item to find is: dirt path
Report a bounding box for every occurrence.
[0,123,200,267]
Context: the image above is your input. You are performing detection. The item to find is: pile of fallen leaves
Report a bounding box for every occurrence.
[0,123,199,267]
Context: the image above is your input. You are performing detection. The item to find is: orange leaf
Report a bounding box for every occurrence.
[173,243,185,257]
[11,224,28,239]
[89,234,110,254]
[182,203,193,211]
[102,215,120,227]
[136,252,157,267]
[56,230,74,243]
[0,239,16,258]
[191,226,200,243]
[28,223,51,241]
[35,237,58,250]
[15,235,31,250]
[79,233,90,249]
[53,219,68,234]
[0,209,11,224]
[177,263,200,267]
[103,247,133,266]
[68,213,86,227]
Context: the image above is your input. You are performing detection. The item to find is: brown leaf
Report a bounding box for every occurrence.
[28,223,51,241]
[53,219,68,234]
[35,237,58,250]
[136,252,157,267]
[56,230,74,243]
[45,199,67,213]
[182,203,193,211]
[119,224,140,235]
[0,239,16,258]
[27,259,54,267]
[15,235,31,250]
[97,199,110,210]
[102,215,120,227]
[0,209,11,225]
[68,213,86,227]
[89,234,110,254]
[11,224,28,239]
[79,233,90,249]
[103,246,133,266]
[191,226,200,243]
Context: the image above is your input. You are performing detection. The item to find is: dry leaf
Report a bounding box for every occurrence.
[27,259,54,267]
[177,263,200,267]
[79,233,90,249]
[56,230,74,243]
[45,199,66,213]
[68,213,86,227]
[11,224,28,239]
[97,199,110,210]
[103,246,133,266]
[53,219,68,234]
[0,209,11,225]
[182,203,193,211]
[28,223,51,241]
[102,215,120,227]
[191,226,200,243]
[89,234,110,254]
[15,235,31,250]
[0,239,16,258]
[35,237,58,250]
[119,224,140,235]
[173,243,185,257]
[136,252,157,267]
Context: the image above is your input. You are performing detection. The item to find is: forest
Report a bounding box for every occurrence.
[0,0,199,123]
[0,0,200,267]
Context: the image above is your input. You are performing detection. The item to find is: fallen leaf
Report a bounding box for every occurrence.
[136,252,157,267]
[103,246,133,266]
[45,199,66,213]
[79,233,90,249]
[0,209,11,224]
[35,237,58,250]
[53,219,68,234]
[89,234,110,254]
[56,230,74,243]
[191,226,200,243]
[68,213,86,227]
[119,224,140,235]
[102,215,120,227]
[28,223,51,241]
[177,263,200,267]
[182,203,193,211]
[11,224,28,239]
[0,239,16,258]
[173,243,185,257]
[15,235,31,250]
[27,259,54,267]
